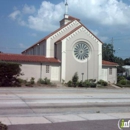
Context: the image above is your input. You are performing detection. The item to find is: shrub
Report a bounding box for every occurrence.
[127,80,130,85]
[89,79,96,83]
[0,122,8,130]
[72,72,79,87]
[0,61,22,86]
[43,77,51,85]
[119,79,127,85]
[117,76,125,83]
[37,78,44,84]
[67,80,73,87]
[30,77,35,85]
[90,83,97,88]
[78,81,84,87]
[82,80,90,87]
[37,77,51,85]
[97,80,108,86]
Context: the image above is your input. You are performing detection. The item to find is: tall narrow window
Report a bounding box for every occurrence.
[46,65,49,73]
[109,68,112,75]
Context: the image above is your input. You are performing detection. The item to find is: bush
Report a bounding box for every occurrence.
[37,77,51,85]
[90,83,97,88]
[0,122,8,130]
[82,80,90,87]
[43,77,51,85]
[78,81,84,87]
[0,61,22,86]
[30,77,35,85]
[72,72,79,87]
[67,80,73,87]
[119,79,127,85]
[117,76,125,83]
[37,78,44,84]
[97,80,108,86]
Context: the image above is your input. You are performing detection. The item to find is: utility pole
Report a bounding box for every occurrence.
[111,37,113,45]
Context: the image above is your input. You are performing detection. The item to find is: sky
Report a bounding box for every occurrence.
[0,0,130,59]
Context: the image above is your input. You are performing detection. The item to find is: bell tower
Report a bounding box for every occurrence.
[60,0,70,27]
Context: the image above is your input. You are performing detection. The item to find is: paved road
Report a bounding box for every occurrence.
[8,119,120,130]
[0,87,130,126]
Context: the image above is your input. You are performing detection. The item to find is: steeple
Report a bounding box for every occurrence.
[59,0,80,27]
[64,0,69,19]
[65,0,68,15]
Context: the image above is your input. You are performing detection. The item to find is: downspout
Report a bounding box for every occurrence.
[40,63,42,79]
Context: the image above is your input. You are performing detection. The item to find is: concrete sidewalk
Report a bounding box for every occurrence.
[0,112,130,125]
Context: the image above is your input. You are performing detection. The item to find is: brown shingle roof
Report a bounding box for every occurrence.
[102,60,118,66]
[0,53,60,63]
[68,16,80,21]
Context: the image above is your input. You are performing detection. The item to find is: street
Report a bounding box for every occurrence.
[0,87,130,130]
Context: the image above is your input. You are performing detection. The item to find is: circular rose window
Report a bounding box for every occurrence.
[74,41,89,61]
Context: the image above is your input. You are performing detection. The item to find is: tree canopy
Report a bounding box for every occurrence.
[102,43,126,73]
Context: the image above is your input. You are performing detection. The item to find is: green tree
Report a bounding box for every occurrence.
[102,43,115,62]
[124,58,130,65]
[0,62,22,86]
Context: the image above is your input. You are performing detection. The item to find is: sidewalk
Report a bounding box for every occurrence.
[0,112,130,125]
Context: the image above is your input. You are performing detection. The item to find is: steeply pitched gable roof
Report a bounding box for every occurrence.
[22,19,75,53]
[22,15,103,53]
[0,53,60,63]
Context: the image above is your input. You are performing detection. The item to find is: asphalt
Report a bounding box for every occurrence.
[0,87,130,129]
[8,119,120,130]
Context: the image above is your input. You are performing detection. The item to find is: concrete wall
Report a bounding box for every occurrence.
[19,62,61,82]
[23,41,46,56]
[61,26,100,82]
[102,66,117,83]
[46,20,81,57]
[55,42,62,61]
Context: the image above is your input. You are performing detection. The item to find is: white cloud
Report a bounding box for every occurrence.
[23,4,36,14]
[9,0,130,31]
[90,29,108,42]
[9,10,21,20]
[27,1,64,31]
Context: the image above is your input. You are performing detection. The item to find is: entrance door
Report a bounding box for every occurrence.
[51,66,59,81]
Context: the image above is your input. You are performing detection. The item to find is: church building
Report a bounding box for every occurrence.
[0,1,118,83]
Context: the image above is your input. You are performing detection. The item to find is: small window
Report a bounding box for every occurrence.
[46,65,49,73]
[109,68,112,75]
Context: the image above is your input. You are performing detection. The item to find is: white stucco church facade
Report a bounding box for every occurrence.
[0,2,118,83]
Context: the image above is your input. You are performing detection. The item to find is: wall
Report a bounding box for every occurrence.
[61,26,100,82]
[23,41,46,56]
[19,62,60,82]
[46,20,81,57]
[102,66,117,83]
[55,42,62,61]
[107,66,117,84]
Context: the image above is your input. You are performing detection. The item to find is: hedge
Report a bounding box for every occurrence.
[0,61,22,86]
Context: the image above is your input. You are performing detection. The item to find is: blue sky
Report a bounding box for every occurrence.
[0,0,130,59]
